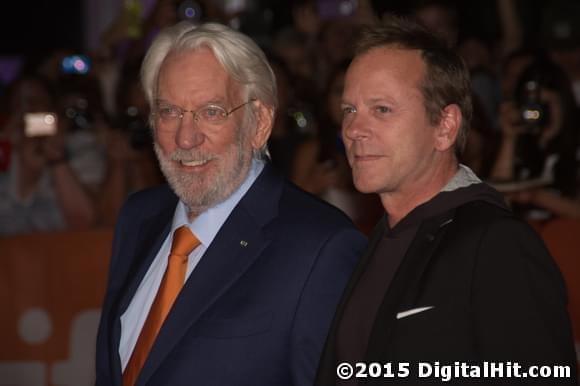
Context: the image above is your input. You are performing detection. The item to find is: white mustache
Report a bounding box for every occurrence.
[169,149,218,163]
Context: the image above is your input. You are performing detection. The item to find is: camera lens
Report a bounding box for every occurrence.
[177,0,202,21]
[521,105,542,123]
[518,80,549,132]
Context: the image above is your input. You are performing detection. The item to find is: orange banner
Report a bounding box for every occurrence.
[0,229,113,386]
[0,220,578,385]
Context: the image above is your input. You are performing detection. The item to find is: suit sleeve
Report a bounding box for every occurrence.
[471,217,577,384]
[289,227,366,386]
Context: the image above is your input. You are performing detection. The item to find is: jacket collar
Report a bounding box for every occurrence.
[364,208,456,360]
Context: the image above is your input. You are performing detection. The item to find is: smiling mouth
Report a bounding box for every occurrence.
[179,159,210,167]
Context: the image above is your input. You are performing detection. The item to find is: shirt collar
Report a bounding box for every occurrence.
[171,158,265,247]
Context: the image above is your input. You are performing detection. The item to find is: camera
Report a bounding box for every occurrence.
[64,98,94,132]
[176,0,203,22]
[115,106,152,150]
[518,80,549,132]
[24,112,58,137]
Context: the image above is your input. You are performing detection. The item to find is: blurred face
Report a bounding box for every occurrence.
[278,43,312,79]
[154,48,254,214]
[341,47,440,198]
[12,79,52,114]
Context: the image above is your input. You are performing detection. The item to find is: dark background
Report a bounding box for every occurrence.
[0,1,83,55]
[0,0,561,56]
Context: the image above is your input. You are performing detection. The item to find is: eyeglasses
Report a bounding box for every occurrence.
[152,98,256,131]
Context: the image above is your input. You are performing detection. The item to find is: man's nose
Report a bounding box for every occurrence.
[342,113,370,141]
[175,113,204,149]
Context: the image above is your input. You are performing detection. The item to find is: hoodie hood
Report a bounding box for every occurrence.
[389,165,508,234]
[438,164,508,210]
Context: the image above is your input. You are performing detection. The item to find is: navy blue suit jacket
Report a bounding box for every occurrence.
[95,164,366,386]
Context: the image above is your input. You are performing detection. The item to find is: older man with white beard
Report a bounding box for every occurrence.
[95,22,365,386]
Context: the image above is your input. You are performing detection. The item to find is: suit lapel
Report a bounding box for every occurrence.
[117,213,173,316]
[137,164,282,385]
[109,197,176,386]
[365,209,455,360]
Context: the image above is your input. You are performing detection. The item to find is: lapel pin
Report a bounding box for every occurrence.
[240,240,248,247]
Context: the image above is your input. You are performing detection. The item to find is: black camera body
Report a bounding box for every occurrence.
[115,107,152,150]
[64,99,94,132]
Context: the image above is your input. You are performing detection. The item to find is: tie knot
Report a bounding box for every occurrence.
[170,226,200,257]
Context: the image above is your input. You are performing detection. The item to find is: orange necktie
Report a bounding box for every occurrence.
[123,226,200,386]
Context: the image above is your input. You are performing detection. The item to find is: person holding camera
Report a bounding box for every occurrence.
[0,75,96,235]
[490,55,579,218]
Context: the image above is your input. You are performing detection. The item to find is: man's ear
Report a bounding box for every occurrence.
[434,104,462,152]
[251,100,274,150]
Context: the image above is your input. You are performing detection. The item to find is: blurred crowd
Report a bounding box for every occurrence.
[1,0,579,236]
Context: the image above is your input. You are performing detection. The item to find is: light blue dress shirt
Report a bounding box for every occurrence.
[119,159,264,369]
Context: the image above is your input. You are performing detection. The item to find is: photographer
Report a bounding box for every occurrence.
[0,75,96,234]
[56,74,108,194]
[490,55,579,218]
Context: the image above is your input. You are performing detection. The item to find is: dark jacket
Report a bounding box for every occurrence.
[316,184,577,385]
[96,164,366,386]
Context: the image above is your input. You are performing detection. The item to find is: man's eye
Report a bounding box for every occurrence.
[158,106,180,118]
[342,106,356,115]
[374,106,391,114]
[201,107,226,121]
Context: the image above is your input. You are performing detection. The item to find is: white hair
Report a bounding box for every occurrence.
[141,22,277,158]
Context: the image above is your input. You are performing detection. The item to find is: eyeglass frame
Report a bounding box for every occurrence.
[151,97,257,131]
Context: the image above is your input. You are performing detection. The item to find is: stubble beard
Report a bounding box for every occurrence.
[154,127,253,216]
